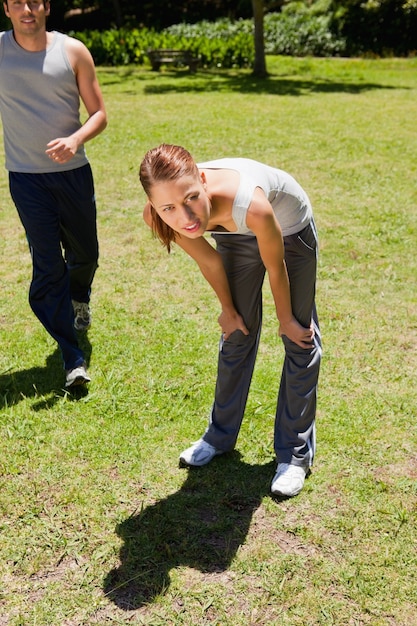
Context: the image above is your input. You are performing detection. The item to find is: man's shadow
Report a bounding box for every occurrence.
[0,332,92,409]
[103,454,276,610]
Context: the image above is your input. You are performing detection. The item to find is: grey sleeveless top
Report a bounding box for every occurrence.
[198,158,312,237]
[0,30,88,173]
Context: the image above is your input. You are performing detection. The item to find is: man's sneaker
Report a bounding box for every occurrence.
[179,438,223,467]
[72,300,91,331]
[271,463,307,498]
[65,362,91,388]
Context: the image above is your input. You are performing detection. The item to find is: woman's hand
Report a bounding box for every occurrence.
[279,317,315,349]
[218,310,249,340]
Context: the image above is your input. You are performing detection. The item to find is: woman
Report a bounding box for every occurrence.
[139,144,322,498]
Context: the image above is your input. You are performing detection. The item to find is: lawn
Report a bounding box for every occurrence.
[0,56,416,625]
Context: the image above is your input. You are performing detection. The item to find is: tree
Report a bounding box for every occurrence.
[251,0,288,77]
[251,0,268,76]
[111,0,123,28]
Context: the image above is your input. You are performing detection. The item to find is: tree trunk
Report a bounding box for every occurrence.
[112,0,123,28]
[251,0,268,77]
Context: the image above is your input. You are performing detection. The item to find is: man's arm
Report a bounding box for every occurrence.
[45,38,107,164]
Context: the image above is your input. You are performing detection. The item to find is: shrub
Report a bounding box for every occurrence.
[162,19,254,68]
[73,28,154,65]
[264,11,346,57]
[72,20,255,69]
[328,0,417,57]
[71,13,347,68]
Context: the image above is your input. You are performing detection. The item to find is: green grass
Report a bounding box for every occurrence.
[1,56,417,625]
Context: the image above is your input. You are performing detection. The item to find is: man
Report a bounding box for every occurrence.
[0,0,107,387]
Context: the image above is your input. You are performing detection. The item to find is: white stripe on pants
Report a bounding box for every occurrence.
[202,221,321,468]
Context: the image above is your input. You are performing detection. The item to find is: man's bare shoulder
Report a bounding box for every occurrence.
[63,34,95,70]
[63,34,88,53]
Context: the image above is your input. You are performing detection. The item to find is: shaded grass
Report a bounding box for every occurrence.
[0,56,417,625]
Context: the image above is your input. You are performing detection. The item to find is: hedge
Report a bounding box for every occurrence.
[71,14,345,68]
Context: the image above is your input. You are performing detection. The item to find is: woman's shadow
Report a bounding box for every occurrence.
[103,454,276,610]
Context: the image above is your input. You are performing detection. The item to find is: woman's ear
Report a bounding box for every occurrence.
[143,200,153,226]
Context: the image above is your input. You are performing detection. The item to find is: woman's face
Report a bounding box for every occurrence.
[149,173,210,238]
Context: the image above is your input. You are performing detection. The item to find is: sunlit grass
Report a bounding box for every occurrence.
[0,56,416,625]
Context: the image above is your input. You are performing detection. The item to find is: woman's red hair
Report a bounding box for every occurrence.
[139,144,199,252]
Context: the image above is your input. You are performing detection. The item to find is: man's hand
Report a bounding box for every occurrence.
[46,137,80,164]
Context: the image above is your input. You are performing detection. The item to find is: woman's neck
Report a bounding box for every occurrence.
[202,168,239,232]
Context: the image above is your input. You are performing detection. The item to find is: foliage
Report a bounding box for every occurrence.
[164,19,255,67]
[328,0,417,55]
[72,28,155,66]
[72,13,346,68]
[72,21,255,69]
[2,0,416,58]
[48,0,254,31]
[0,8,9,31]
[264,10,346,56]
[138,0,253,29]
[67,0,417,68]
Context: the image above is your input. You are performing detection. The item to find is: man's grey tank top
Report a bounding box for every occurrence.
[0,30,88,173]
[198,158,312,237]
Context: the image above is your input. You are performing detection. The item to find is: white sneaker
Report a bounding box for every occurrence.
[65,362,91,388]
[271,463,307,497]
[72,300,91,331]
[179,438,223,467]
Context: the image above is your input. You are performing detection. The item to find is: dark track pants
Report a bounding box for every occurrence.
[204,221,321,469]
[9,165,98,371]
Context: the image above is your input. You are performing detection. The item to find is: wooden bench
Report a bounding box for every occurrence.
[147,49,199,73]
